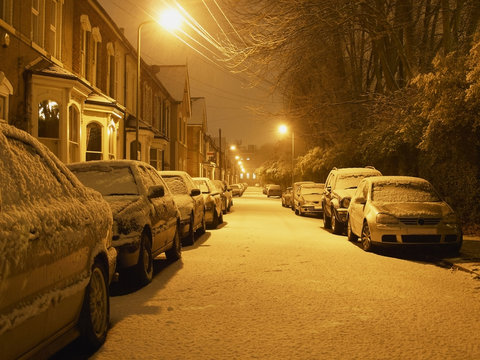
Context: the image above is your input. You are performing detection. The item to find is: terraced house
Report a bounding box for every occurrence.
[0,0,190,169]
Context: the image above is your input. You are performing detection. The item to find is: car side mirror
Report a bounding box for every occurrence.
[191,188,201,196]
[148,184,165,199]
[326,186,331,192]
[355,196,366,204]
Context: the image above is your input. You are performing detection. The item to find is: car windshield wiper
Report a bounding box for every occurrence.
[106,193,138,196]
[343,186,357,190]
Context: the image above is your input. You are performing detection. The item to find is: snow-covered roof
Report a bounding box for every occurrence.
[155,65,188,102]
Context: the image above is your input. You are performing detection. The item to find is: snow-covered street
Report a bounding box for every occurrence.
[57,187,480,359]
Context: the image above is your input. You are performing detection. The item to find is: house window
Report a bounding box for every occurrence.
[31,0,43,46]
[108,123,115,159]
[91,27,102,87]
[153,95,161,131]
[1,0,13,24]
[164,101,170,138]
[45,0,62,58]
[0,72,13,123]
[38,99,60,156]
[68,105,80,163]
[86,122,102,161]
[106,42,115,97]
[150,148,160,169]
[80,15,92,80]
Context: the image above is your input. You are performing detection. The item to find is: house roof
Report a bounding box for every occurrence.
[154,65,189,102]
[190,97,207,126]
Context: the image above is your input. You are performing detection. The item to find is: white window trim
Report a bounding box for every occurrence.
[0,71,13,123]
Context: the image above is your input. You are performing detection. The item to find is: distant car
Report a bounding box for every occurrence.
[213,179,233,213]
[347,176,463,254]
[68,160,181,287]
[0,123,116,359]
[231,183,243,197]
[263,183,275,195]
[193,177,224,228]
[282,187,293,207]
[295,183,325,217]
[266,184,282,197]
[323,167,382,234]
[291,181,314,213]
[160,170,206,246]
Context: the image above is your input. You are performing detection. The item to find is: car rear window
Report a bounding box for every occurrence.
[71,166,139,196]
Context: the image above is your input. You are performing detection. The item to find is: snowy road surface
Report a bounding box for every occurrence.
[57,187,480,359]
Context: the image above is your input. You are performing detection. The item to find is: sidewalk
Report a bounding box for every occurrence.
[441,235,480,277]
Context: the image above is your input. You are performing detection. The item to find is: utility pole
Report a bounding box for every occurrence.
[219,128,222,180]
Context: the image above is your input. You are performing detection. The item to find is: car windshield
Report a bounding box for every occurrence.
[372,181,441,202]
[72,166,139,196]
[163,176,188,195]
[336,174,375,190]
[301,185,324,195]
[195,180,210,193]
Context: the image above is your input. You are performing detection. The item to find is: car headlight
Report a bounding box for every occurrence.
[376,213,399,225]
[442,213,458,225]
[341,198,351,208]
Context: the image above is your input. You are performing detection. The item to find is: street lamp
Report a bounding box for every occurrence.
[278,124,295,186]
[136,10,182,160]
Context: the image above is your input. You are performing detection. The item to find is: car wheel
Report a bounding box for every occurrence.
[166,227,182,261]
[79,261,109,352]
[219,211,224,224]
[361,222,373,252]
[134,232,153,286]
[183,215,195,246]
[347,218,358,242]
[323,206,332,229]
[197,213,206,235]
[331,210,343,235]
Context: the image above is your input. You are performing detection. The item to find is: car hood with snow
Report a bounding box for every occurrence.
[372,201,452,218]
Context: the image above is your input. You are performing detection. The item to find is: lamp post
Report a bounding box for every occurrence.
[279,124,294,186]
[135,9,182,161]
[136,20,155,161]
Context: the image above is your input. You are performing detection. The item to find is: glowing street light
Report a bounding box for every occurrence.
[278,124,295,185]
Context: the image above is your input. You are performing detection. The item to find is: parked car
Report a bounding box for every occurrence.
[68,160,181,287]
[282,187,293,207]
[193,177,224,228]
[323,167,382,234]
[0,123,116,359]
[295,183,325,217]
[266,184,282,197]
[160,170,206,246]
[231,183,243,197]
[292,181,314,213]
[213,179,233,213]
[263,183,275,195]
[347,176,463,254]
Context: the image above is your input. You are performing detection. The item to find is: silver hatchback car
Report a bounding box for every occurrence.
[347,176,462,254]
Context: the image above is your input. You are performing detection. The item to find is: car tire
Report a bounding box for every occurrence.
[331,210,343,235]
[219,211,224,225]
[361,222,373,252]
[347,218,358,242]
[79,261,109,352]
[323,206,332,229]
[197,213,206,235]
[183,215,195,246]
[134,232,153,286]
[166,227,182,261]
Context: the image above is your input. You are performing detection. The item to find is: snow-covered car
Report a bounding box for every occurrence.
[291,181,314,213]
[160,170,206,246]
[231,183,243,197]
[281,187,293,207]
[193,177,223,228]
[68,160,181,287]
[347,176,463,254]
[323,167,382,234]
[295,183,325,217]
[213,179,233,213]
[266,184,282,197]
[0,123,116,359]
